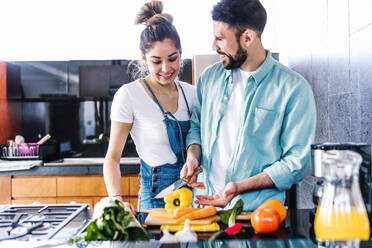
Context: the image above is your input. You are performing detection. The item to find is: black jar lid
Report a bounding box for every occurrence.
[311,142,370,150]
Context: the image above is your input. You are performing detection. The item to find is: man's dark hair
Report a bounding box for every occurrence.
[212,0,267,38]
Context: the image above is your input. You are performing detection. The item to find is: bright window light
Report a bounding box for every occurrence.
[0,0,280,61]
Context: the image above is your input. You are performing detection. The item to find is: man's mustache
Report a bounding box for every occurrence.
[217,50,228,56]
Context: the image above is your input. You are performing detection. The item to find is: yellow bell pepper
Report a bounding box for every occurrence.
[164,187,192,213]
[160,222,220,232]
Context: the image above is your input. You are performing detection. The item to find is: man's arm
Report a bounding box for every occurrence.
[182,74,204,183]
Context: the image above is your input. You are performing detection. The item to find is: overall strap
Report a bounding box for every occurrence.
[178,82,192,118]
[142,78,167,116]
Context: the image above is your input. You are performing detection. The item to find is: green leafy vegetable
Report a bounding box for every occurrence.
[71,198,149,242]
[217,199,243,227]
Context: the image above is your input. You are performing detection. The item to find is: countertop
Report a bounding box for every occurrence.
[2,209,372,248]
[0,157,140,176]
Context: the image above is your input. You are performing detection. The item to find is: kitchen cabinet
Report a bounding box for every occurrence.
[5,174,139,209]
[0,176,11,204]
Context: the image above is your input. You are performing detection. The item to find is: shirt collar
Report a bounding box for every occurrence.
[223,50,275,85]
[251,50,275,85]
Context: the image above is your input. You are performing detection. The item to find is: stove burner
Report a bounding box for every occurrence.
[0,204,91,241]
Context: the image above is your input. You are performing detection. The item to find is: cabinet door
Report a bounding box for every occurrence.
[129,175,140,196]
[11,198,57,204]
[0,176,11,204]
[121,175,130,196]
[12,176,56,197]
[57,197,94,206]
[57,176,107,196]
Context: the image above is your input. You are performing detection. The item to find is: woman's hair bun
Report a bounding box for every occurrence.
[135,1,173,26]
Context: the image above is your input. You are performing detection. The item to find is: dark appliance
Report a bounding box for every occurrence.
[79,64,131,98]
[0,204,91,241]
[0,62,23,99]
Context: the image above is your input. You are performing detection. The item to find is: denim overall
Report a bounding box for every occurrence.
[138,79,191,212]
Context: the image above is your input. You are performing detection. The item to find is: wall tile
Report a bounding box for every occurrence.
[327,0,350,96]
[311,55,329,143]
[349,0,372,34]
[288,0,372,209]
[329,93,352,142]
[350,93,362,141]
[350,24,372,143]
[296,175,317,209]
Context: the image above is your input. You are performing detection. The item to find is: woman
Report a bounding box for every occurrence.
[103,0,195,216]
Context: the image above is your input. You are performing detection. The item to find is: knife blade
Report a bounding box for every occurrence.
[153,167,203,199]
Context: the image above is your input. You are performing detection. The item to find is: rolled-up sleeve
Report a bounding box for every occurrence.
[186,77,203,148]
[264,80,317,191]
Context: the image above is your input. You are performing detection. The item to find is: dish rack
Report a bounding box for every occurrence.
[0,143,61,162]
[1,144,39,160]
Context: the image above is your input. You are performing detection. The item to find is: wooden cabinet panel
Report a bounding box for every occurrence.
[129,197,138,211]
[57,176,107,196]
[9,175,138,207]
[121,176,130,196]
[57,197,94,206]
[12,198,57,204]
[12,177,56,197]
[129,175,139,196]
[0,176,11,204]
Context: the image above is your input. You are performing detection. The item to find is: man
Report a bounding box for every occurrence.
[182,0,316,210]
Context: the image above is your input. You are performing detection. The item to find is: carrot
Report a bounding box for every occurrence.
[175,206,217,224]
[173,207,201,219]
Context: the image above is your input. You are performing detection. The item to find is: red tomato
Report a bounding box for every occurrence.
[257,199,287,223]
[251,208,280,234]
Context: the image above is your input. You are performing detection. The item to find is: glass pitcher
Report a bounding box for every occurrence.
[314,150,370,247]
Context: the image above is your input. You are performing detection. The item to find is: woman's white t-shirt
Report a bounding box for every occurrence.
[111,80,196,167]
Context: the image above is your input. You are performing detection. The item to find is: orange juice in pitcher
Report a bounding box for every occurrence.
[315,206,370,240]
[313,150,370,247]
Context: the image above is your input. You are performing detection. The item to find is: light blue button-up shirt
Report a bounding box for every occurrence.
[186,51,316,211]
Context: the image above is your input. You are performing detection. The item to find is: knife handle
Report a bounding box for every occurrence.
[182,166,203,181]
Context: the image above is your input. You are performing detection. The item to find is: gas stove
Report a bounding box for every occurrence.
[0,204,91,241]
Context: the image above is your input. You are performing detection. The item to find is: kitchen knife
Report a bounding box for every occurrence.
[153,167,203,199]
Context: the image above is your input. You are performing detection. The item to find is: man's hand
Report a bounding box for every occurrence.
[194,182,238,208]
[181,144,205,188]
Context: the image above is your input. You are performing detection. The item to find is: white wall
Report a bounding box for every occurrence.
[0,0,282,61]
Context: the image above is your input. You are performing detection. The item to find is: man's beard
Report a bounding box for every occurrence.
[218,45,247,70]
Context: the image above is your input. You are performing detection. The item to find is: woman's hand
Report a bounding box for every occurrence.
[123,202,137,216]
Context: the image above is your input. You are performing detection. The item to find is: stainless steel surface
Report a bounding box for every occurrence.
[0,204,91,241]
[153,167,203,199]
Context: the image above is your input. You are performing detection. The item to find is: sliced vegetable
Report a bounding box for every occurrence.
[217,199,243,227]
[164,187,193,213]
[161,222,220,232]
[175,206,217,224]
[224,223,242,235]
[173,207,201,219]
